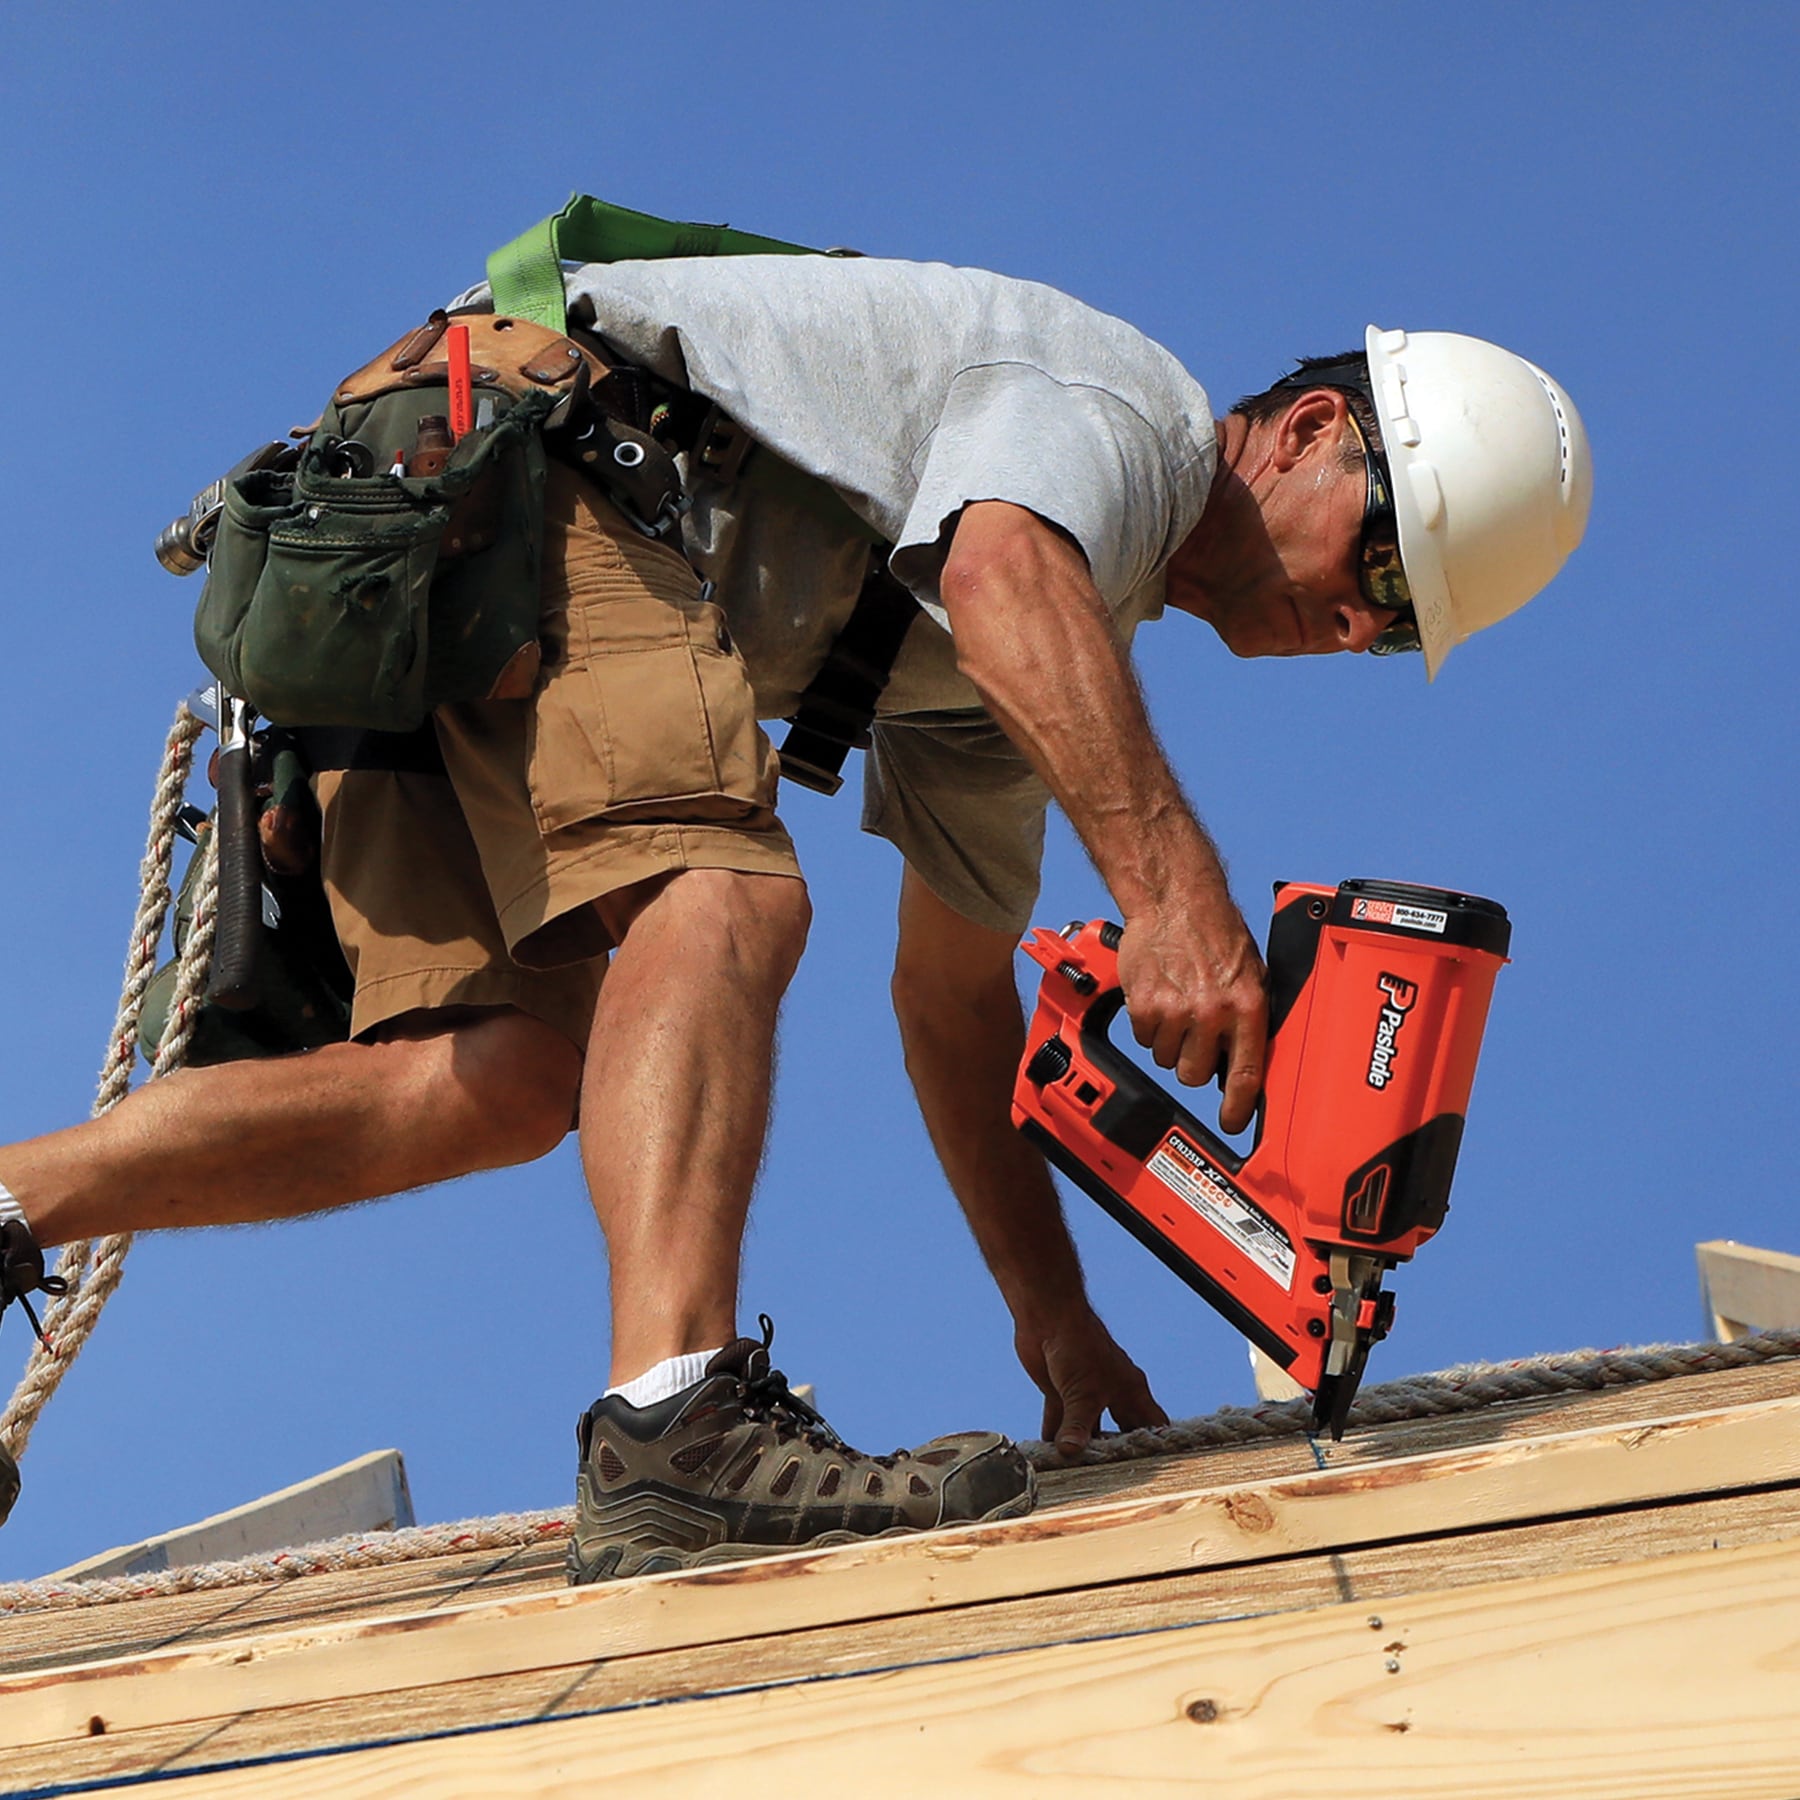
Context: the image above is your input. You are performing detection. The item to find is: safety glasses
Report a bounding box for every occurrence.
[1343,410,1420,655]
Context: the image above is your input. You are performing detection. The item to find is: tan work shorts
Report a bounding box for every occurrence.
[317,464,802,1046]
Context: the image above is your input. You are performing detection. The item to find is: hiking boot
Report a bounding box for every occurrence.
[0,1216,65,1530]
[0,1218,66,1346]
[567,1316,1036,1584]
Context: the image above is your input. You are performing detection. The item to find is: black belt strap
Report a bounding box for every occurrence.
[292,723,446,776]
[778,559,918,796]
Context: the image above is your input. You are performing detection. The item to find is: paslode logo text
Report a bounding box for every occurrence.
[1366,973,1418,1089]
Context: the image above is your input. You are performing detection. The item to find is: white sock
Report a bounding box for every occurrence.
[0,1184,25,1229]
[606,1348,723,1409]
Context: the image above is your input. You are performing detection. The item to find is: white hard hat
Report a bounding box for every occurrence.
[1364,326,1592,679]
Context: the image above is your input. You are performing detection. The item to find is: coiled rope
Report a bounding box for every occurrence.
[2,1325,1794,1616]
[0,705,214,1465]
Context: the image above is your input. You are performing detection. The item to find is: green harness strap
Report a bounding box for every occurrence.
[486,193,820,331]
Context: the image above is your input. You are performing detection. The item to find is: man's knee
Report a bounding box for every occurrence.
[375,1008,581,1167]
[735,871,812,979]
[605,869,812,984]
[460,1011,582,1164]
[692,871,812,987]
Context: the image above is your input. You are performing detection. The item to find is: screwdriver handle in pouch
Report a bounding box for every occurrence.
[208,696,263,1012]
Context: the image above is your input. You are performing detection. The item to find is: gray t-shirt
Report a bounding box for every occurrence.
[456,255,1217,930]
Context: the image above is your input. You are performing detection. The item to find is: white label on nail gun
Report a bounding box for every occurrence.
[1148,1132,1296,1290]
[1352,897,1447,934]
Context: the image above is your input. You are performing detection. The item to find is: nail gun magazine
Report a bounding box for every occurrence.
[1012,879,1510,1438]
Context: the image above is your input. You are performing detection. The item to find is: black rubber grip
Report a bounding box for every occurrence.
[207,744,263,1012]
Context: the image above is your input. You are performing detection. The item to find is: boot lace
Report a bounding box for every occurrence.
[738,1314,852,1454]
[1,1225,70,1354]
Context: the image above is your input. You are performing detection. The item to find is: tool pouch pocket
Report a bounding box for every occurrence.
[194,387,555,734]
[527,539,779,831]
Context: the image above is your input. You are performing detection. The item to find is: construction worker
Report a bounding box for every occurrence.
[0,258,1590,1576]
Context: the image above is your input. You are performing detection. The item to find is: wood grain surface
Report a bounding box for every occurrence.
[9,1358,1789,1676]
[42,1534,1800,1800]
[4,1388,1796,1754]
[8,1483,1795,1793]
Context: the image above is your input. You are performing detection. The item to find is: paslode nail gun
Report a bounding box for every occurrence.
[1012,879,1511,1438]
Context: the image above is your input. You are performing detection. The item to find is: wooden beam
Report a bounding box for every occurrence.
[47,1451,414,1582]
[10,1359,1793,1682]
[1697,1239,1800,1342]
[54,1535,1800,1799]
[3,1392,1796,1751]
[16,1482,1797,1794]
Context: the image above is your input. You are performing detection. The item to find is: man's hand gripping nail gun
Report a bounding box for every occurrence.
[1012,880,1511,1438]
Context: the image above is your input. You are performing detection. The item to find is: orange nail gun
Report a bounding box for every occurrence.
[1012,879,1510,1438]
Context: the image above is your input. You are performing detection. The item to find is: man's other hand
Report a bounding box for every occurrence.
[1016,1305,1168,1461]
[1117,900,1269,1135]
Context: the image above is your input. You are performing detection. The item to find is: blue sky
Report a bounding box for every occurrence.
[1,2,1794,1580]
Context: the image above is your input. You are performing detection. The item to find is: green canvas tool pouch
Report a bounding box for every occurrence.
[194,385,554,734]
[193,310,615,733]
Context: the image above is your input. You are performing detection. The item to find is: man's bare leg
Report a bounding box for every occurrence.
[582,868,811,1387]
[1,1010,581,1246]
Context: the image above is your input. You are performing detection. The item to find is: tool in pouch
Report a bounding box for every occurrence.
[152,315,596,1043]
[156,300,696,1046]
[135,684,356,1067]
[1012,879,1511,1438]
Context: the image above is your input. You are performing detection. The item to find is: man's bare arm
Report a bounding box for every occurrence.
[892,868,1165,1455]
[937,500,1267,1129]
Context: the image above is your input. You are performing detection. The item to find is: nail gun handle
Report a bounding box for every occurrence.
[208,703,263,1013]
[1022,920,1259,1174]
[1071,987,1254,1176]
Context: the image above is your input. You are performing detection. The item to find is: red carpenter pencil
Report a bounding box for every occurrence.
[446,324,474,439]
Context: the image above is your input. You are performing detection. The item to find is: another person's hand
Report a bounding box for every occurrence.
[1015,1304,1168,1460]
[1116,894,1268,1133]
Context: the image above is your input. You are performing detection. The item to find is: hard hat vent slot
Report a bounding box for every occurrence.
[1530,369,1574,493]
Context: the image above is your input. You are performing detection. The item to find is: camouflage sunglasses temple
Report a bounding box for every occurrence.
[1343,410,1421,656]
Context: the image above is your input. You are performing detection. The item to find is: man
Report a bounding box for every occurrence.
[0,256,1590,1578]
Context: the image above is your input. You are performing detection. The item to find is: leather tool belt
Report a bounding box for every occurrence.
[188,305,914,781]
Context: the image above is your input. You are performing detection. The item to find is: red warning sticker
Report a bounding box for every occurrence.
[1146,1132,1296,1290]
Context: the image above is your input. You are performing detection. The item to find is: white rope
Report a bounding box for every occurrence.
[0,705,213,1462]
[0,1510,575,1617]
[2,1326,1794,1616]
